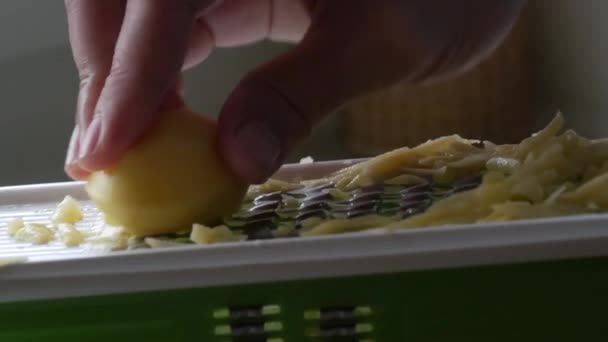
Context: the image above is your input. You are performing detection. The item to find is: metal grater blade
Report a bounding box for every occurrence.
[215,174,483,242]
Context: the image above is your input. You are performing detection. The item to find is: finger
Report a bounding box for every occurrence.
[63,0,125,176]
[399,0,527,83]
[267,0,312,42]
[182,17,214,70]
[65,125,90,180]
[77,0,217,172]
[217,5,411,183]
[203,0,310,47]
[65,0,126,128]
[217,0,524,184]
[180,0,274,70]
[182,0,312,71]
[203,0,272,47]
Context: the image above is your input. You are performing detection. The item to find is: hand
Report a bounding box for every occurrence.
[64,0,525,184]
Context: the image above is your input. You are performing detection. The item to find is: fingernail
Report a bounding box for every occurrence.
[65,125,80,166]
[79,117,102,160]
[235,122,282,173]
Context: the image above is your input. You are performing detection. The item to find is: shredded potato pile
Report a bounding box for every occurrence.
[248,113,608,234]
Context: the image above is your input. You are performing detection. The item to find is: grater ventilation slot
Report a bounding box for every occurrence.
[305,305,374,341]
[229,305,265,322]
[230,322,266,340]
[213,304,282,342]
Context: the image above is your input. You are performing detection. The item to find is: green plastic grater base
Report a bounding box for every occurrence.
[1,256,607,341]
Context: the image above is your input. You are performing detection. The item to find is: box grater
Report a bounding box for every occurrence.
[0,160,607,342]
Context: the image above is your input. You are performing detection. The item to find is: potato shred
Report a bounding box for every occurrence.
[271,113,608,233]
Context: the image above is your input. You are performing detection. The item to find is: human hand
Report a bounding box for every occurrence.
[64,0,525,184]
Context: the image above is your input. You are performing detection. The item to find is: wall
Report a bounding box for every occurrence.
[530,0,608,136]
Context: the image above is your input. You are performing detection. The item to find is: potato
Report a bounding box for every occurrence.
[85,108,248,236]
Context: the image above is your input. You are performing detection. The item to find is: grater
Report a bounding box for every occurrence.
[1,160,607,342]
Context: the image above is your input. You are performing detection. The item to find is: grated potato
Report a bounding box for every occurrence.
[299,156,315,164]
[272,224,297,238]
[245,179,302,201]
[190,224,245,244]
[13,223,55,245]
[51,195,83,224]
[6,217,25,236]
[57,223,85,247]
[260,112,608,234]
[302,215,395,236]
[85,225,133,251]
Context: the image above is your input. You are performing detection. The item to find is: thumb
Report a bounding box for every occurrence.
[217,12,417,184]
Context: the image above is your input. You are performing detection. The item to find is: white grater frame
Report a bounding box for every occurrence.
[0,159,607,303]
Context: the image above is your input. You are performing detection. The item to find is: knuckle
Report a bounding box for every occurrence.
[105,64,135,90]
[105,54,169,98]
[74,56,94,80]
[108,54,131,81]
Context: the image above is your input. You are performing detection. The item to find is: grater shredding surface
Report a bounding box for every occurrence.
[0,201,118,262]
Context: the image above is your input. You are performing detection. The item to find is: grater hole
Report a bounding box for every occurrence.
[230,305,263,311]
[229,305,264,322]
[231,322,266,338]
[320,318,357,331]
[213,304,282,341]
[321,311,355,321]
[305,305,374,341]
[233,335,267,342]
[242,222,275,240]
[318,323,374,341]
[319,324,356,339]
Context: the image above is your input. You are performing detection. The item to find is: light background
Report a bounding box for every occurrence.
[0,0,603,185]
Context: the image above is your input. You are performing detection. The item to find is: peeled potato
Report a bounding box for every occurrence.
[85,108,248,236]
